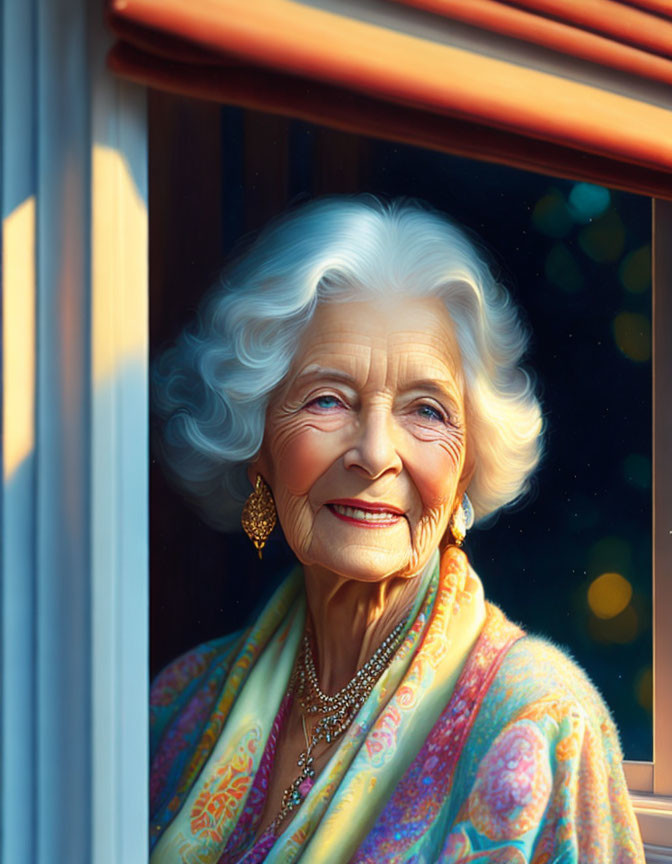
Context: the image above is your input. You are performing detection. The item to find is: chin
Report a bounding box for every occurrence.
[307,544,415,583]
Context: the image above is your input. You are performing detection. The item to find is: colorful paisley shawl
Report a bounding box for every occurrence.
[149,548,645,863]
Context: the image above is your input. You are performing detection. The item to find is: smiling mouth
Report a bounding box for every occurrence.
[327,502,404,527]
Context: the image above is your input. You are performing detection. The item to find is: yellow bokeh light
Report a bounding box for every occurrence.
[612,312,651,363]
[587,572,632,619]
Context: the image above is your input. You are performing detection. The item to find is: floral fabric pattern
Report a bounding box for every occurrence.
[149,550,645,864]
[189,727,261,845]
[467,721,552,841]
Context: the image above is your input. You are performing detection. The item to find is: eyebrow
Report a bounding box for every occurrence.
[295,367,460,399]
[411,376,461,396]
[295,366,357,385]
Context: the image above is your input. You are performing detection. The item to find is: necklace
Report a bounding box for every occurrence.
[270,616,408,833]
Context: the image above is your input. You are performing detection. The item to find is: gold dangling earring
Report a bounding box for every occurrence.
[449,493,474,547]
[241,474,277,559]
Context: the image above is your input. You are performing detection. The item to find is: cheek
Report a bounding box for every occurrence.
[269,422,341,496]
[266,422,343,563]
[406,440,463,572]
[409,438,463,511]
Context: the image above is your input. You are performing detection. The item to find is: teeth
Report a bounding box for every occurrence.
[331,504,400,523]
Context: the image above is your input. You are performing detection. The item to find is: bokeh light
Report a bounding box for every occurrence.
[588,571,633,619]
[578,208,625,262]
[568,183,611,223]
[545,243,583,293]
[612,312,651,363]
[622,453,651,490]
[619,245,651,294]
[588,604,639,644]
[635,666,653,712]
[532,189,573,238]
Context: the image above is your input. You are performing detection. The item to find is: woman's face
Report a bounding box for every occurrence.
[252,296,474,583]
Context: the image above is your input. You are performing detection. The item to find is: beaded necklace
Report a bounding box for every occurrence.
[269,616,408,833]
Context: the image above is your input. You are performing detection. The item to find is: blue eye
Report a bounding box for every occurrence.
[417,404,446,423]
[310,395,343,410]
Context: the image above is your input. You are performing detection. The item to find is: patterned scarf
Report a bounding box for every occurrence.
[150,547,522,863]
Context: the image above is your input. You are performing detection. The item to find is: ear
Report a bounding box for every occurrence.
[439,444,477,552]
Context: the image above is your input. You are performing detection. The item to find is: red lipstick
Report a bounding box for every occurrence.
[326,499,405,528]
[327,498,404,514]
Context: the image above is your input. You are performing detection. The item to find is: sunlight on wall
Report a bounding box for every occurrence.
[91,144,147,385]
[3,196,36,482]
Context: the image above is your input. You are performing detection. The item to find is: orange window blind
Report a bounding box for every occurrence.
[107,0,672,196]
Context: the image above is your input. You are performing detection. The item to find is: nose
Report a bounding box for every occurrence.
[343,408,403,479]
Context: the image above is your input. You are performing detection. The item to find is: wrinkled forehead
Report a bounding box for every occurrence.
[289,296,465,388]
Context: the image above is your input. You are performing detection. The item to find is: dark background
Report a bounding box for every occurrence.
[149,93,652,759]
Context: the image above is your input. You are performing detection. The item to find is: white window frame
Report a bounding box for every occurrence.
[1,0,670,861]
[1,0,147,861]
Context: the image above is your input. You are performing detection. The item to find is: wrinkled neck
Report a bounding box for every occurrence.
[302,554,435,694]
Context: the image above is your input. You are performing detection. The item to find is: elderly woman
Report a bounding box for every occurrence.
[150,198,644,863]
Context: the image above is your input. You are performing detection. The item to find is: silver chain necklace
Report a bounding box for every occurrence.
[270,616,408,833]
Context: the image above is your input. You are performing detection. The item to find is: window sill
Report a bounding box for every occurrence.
[630,793,672,861]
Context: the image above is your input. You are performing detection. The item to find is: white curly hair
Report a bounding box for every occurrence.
[152,196,543,530]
